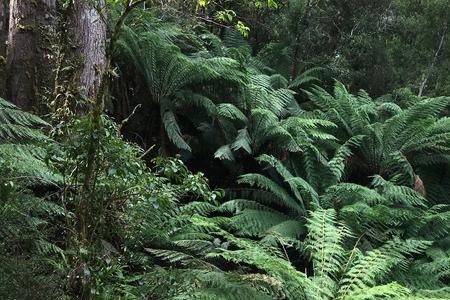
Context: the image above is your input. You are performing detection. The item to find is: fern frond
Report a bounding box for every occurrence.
[306,209,351,299]
[344,282,410,300]
[238,173,303,212]
[161,109,191,151]
[337,238,430,299]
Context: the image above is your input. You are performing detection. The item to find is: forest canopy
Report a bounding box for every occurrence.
[1,0,450,299]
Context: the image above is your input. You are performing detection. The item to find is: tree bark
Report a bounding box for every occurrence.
[6,0,37,110]
[6,0,56,111]
[69,0,107,109]
[0,0,6,31]
[0,0,8,98]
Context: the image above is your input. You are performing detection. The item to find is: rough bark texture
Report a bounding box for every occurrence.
[0,0,8,98]
[6,0,37,110]
[70,0,106,104]
[6,0,56,111]
[0,0,5,29]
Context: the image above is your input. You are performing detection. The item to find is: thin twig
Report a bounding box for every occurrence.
[119,103,142,132]
[139,145,156,160]
[196,16,230,28]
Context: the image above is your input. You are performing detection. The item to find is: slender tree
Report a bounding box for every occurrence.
[418,22,448,97]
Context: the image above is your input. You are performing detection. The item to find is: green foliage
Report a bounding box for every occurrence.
[0,98,64,298]
[302,209,432,300]
[114,12,245,152]
[308,83,450,200]
[4,2,450,299]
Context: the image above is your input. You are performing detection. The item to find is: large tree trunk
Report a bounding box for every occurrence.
[0,0,6,35]
[61,2,107,297]
[0,0,8,98]
[6,0,56,111]
[6,0,36,110]
[69,0,106,108]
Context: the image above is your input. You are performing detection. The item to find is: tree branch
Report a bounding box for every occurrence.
[418,23,448,97]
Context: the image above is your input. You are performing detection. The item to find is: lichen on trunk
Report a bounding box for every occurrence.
[69,0,107,108]
[6,0,57,112]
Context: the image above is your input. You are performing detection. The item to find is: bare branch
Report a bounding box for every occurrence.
[119,104,142,132]
[418,23,448,97]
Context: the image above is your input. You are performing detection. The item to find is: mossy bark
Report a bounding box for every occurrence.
[6,0,56,111]
[6,0,37,110]
[0,0,8,98]
[69,0,107,113]
[53,0,107,116]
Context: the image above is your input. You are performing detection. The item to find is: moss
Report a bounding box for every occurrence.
[17,24,35,32]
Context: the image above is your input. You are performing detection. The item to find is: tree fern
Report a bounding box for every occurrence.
[307,82,450,204]
[0,98,63,298]
[115,19,246,152]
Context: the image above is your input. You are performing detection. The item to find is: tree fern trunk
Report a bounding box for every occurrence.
[289,43,300,82]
